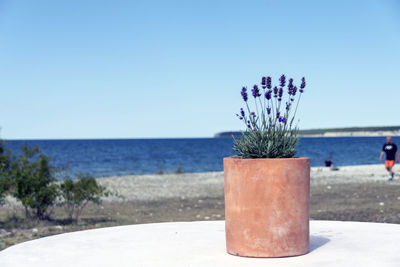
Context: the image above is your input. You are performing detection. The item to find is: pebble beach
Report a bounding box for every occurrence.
[97,164,399,202]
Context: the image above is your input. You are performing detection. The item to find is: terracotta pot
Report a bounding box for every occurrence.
[223,157,310,258]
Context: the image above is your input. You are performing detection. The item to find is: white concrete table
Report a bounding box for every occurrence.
[1,220,399,266]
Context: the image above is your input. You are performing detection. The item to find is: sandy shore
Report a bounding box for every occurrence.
[97,164,399,202]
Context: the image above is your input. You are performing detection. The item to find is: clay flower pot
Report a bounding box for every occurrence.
[223,157,310,258]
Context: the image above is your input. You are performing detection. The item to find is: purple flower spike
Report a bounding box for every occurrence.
[236,114,243,120]
[240,108,245,117]
[278,87,283,101]
[288,78,294,95]
[261,77,267,89]
[241,87,248,102]
[286,102,291,111]
[276,112,280,119]
[300,77,306,89]
[279,74,286,87]
[288,78,293,88]
[266,77,272,89]
[273,86,278,98]
[247,120,251,129]
[293,86,297,96]
[265,90,272,100]
[252,85,261,98]
[281,117,287,124]
[267,107,271,115]
[250,112,256,118]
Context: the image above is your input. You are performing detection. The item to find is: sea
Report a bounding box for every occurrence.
[4,136,399,179]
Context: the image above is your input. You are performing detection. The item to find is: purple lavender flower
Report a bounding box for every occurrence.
[267,107,271,115]
[279,74,286,87]
[250,112,256,118]
[240,108,245,117]
[273,86,278,98]
[247,120,251,129]
[281,117,287,124]
[266,76,272,89]
[261,77,267,89]
[236,114,243,120]
[300,77,306,90]
[299,77,305,93]
[278,87,283,101]
[276,112,280,119]
[265,90,272,100]
[288,78,294,95]
[288,78,293,88]
[252,85,261,98]
[286,102,291,111]
[293,86,297,96]
[241,87,248,102]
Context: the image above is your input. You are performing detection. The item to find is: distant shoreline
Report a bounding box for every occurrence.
[215,126,400,138]
[300,132,400,137]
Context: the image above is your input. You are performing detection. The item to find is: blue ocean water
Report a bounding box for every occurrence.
[4,136,399,178]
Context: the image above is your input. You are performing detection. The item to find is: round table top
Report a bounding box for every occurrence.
[1,220,399,267]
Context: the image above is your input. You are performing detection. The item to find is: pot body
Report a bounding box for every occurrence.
[224,157,310,257]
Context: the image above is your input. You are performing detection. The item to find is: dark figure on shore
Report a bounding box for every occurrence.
[324,157,339,171]
[379,136,399,181]
[325,158,333,167]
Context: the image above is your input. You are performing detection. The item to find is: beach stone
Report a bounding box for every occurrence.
[1,221,400,267]
[0,229,11,238]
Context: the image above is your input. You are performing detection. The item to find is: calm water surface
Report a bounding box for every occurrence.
[4,136,398,178]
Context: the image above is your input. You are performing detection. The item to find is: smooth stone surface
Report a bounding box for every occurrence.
[1,220,400,267]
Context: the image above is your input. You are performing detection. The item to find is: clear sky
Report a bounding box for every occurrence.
[1,0,399,139]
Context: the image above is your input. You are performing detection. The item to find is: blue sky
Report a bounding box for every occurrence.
[1,0,399,139]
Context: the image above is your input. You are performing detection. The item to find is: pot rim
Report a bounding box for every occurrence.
[224,156,309,161]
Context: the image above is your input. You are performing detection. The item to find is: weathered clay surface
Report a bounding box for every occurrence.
[224,157,310,257]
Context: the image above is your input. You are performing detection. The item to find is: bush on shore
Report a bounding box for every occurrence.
[0,140,11,205]
[9,146,58,220]
[60,174,109,223]
[0,141,110,223]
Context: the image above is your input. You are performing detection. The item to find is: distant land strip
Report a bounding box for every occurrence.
[215,126,400,138]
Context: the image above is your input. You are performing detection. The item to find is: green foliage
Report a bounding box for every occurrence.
[233,127,299,158]
[9,146,58,220]
[0,136,112,223]
[0,140,11,205]
[59,173,108,223]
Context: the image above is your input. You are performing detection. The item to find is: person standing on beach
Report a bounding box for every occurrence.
[379,136,399,181]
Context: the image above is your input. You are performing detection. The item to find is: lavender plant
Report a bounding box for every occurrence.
[233,74,306,158]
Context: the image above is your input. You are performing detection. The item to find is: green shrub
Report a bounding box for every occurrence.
[0,140,11,205]
[9,146,58,220]
[59,173,108,223]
